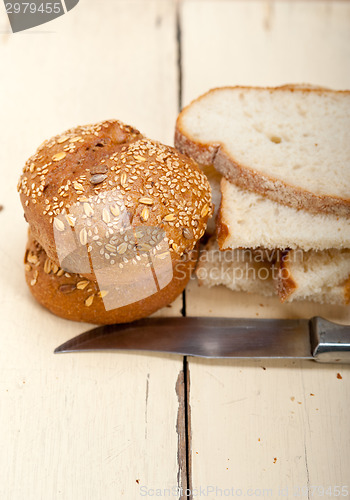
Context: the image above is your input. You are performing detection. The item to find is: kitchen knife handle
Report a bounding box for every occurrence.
[310,317,350,363]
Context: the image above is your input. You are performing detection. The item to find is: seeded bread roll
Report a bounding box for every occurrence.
[18,119,213,280]
[24,234,199,324]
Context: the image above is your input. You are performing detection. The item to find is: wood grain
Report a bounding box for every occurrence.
[0,1,186,499]
[181,0,350,494]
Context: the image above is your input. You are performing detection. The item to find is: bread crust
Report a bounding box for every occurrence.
[175,85,350,217]
[276,250,298,302]
[216,202,229,250]
[18,120,213,279]
[24,234,198,324]
[343,278,350,305]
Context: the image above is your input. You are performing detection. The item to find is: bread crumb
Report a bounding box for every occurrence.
[337,373,342,380]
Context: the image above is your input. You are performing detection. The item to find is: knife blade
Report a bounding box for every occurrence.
[54,316,350,363]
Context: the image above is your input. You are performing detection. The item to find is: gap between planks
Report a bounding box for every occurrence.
[176,1,193,499]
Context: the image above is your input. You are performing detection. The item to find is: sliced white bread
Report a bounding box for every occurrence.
[278,248,350,305]
[196,238,277,297]
[175,85,350,217]
[218,179,350,251]
[197,239,350,305]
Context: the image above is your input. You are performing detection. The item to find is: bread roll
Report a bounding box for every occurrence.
[24,233,199,324]
[19,119,213,323]
[18,119,212,279]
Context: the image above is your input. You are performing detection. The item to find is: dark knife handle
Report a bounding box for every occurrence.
[310,317,350,363]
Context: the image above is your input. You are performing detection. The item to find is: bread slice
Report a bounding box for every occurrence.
[218,179,350,251]
[278,248,350,305]
[197,239,350,305]
[175,85,350,217]
[196,238,277,297]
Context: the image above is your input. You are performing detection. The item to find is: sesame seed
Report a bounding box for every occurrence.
[79,228,88,246]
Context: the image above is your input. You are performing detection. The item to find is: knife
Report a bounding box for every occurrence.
[54,316,350,363]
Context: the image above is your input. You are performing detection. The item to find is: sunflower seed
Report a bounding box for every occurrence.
[69,136,82,143]
[76,280,89,290]
[98,290,109,298]
[54,218,65,232]
[182,227,193,239]
[25,263,31,272]
[80,228,88,246]
[56,269,65,277]
[90,174,107,185]
[59,284,76,294]
[91,165,108,175]
[85,295,94,307]
[52,152,66,161]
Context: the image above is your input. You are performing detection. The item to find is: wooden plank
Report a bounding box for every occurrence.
[188,358,350,496]
[0,1,186,499]
[181,0,350,494]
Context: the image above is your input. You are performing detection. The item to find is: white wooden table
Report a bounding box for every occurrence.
[0,1,350,499]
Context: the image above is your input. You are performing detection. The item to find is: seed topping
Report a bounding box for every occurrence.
[139,197,154,205]
[85,295,94,307]
[59,284,76,294]
[90,174,107,185]
[141,207,149,221]
[54,218,65,232]
[76,280,89,290]
[52,152,66,161]
[164,213,176,222]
